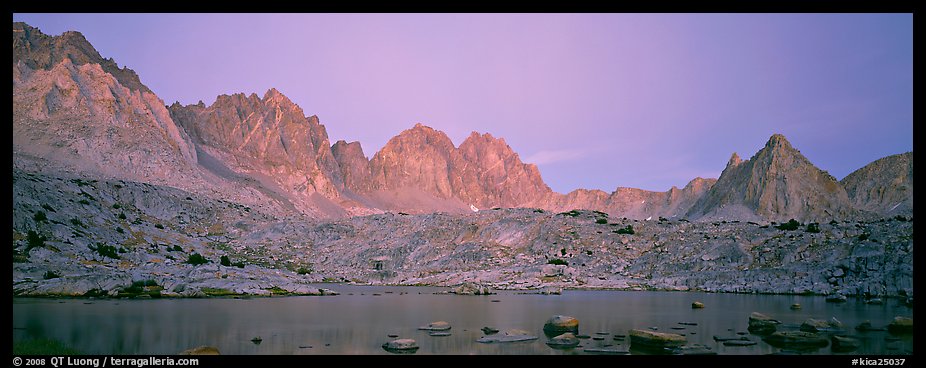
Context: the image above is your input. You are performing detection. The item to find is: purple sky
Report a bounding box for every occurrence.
[13,13,912,193]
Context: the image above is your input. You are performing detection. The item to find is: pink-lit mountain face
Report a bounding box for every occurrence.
[13,22,911,221]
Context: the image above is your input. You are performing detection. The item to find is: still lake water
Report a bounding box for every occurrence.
[13,285,913,355]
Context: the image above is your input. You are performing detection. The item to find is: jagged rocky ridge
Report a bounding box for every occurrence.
[12,22,914,298]
[13,169,913,297]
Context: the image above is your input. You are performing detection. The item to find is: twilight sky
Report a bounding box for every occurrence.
[13,13,912,193]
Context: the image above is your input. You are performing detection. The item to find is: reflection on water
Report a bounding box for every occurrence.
[12,285,913,355]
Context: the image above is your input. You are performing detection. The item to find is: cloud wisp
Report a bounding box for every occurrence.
[523,148,595,166]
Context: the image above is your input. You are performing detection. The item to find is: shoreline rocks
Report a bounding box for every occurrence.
[451,282,493,295]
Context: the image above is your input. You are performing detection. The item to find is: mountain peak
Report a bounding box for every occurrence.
[726,152,743,169]
[263,87,284,100]
[765,133,793,150]
[14,22,151,94]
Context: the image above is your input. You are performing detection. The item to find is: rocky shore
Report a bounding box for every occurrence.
[13,170,913,300]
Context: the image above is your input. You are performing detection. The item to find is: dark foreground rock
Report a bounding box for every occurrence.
[855,320,886,332]
[763,331,829,349]
[629,329,686,348]
[671,344,717,355]
[831,335,861,352]
[476,329,538,343]
[481,326,499,335]
[747,312,780,335]
[584,346,630,354]
[723,340,757,347]
[887,316,913,334]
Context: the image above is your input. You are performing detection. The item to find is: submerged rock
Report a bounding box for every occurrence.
[887,316,913,334]
[831,335,860,352]
[800,317,844,333]
[543,315,579,335]
[429,331,451,337]
[382,339,419,353]
[584,346,630,354]
[546,332,580,348]
[723,339,757,347]
[179,346,220,355]
[418,321,451,331]
[713,335,749,342]
[763,331,829,349]
[790,303,802,310]
[629,329,686,348]
[855,320,886,332]
[481,326,499,335]
[671,344,717,355]
[691,301,705,309]
[476,329,538,343]
[825,294,847,303]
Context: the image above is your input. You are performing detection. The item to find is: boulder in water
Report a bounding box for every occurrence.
[887,316,913,334]
[629,329,686,348]
[382,339,419,353]
[747,312,780,335]
[543,315,579,335]
[418,321,451,331]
